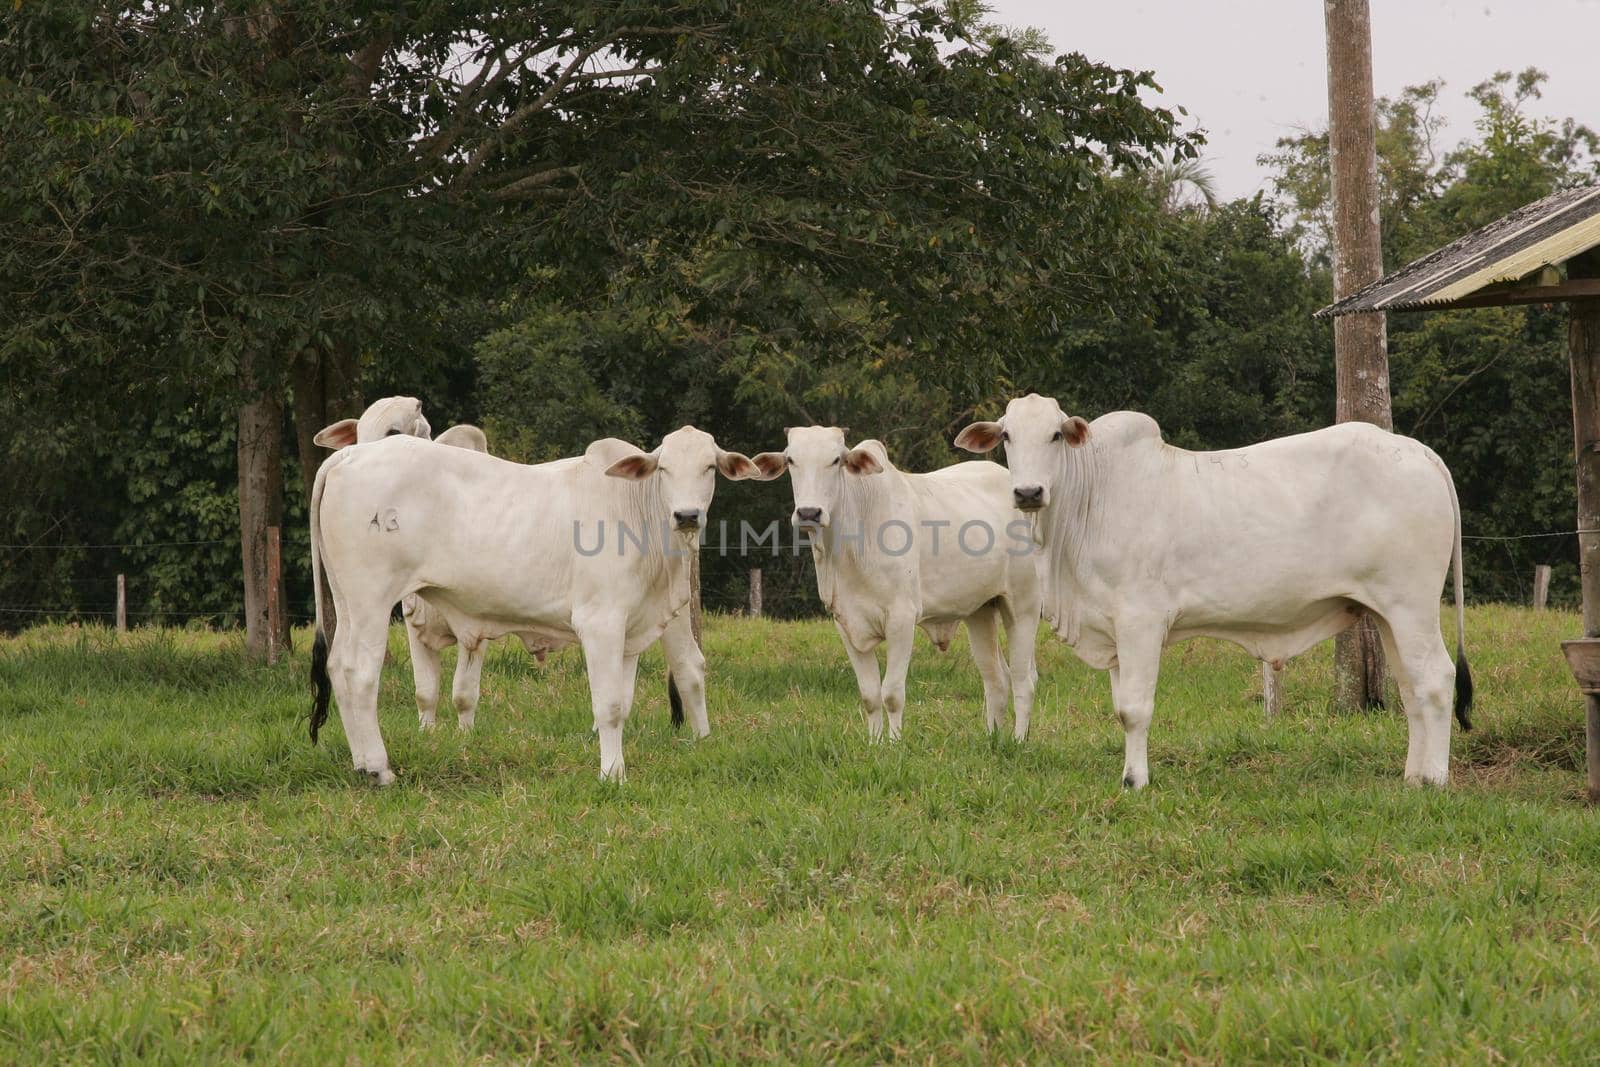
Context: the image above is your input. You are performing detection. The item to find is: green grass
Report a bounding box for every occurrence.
[0,605,1596,1063]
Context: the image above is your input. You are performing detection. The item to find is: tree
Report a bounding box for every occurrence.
[3,1,1196,640]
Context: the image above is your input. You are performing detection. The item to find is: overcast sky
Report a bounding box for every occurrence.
[985,0,1600,200]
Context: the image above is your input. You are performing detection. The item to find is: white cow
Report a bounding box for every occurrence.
[751,427,1042,741]
[394,421,510,730]
[317,410,702,735]
[956,394,1472,789]
[312,396,432,448]
[309,427,757,782]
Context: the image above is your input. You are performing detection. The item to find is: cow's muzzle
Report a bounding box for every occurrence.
[1013,485,1046,511]
[673,509,703,532]
[793,506,826,528]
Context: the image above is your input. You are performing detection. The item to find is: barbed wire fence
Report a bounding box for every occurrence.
[1,525,1593,632]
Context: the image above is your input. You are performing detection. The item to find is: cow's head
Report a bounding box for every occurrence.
[313,396,432,449]
[955,393,1089,512]
[603,425,758,532]
[750,426,884,529]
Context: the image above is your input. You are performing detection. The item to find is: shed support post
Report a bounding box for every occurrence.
[1569,290,1600,803]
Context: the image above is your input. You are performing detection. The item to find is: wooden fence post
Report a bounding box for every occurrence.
[1533,564,1552,611]
[688,548,703,648]
[749,567,763,617]
[266,526,283,664]
[1262,660,1284,718]
[116,574,127,633]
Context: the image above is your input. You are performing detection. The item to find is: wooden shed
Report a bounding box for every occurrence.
[1317,183,1600,802]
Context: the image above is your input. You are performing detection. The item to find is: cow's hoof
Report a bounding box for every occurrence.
[1403,772,1448,789]
[360,767,397,787]
[1121,773,1147,791]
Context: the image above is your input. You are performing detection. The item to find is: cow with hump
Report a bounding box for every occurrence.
[312,400,532,732]
[956,394,1472,789]
[308,424,758,783]
[752,427,1042,742]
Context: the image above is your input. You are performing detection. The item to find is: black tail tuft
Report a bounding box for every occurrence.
[1454,651,1474,732]
[668,672,684,729]
[310,628,331,744]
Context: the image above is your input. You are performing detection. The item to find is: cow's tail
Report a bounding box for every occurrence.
[1437,451,1473,732]
[668,672,684,729]
[309,455,334,744]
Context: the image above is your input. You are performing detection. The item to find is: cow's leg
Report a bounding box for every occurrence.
[660,613,711,738]
[965,605,1010,735]
[836,621,885,741]
[327,611,395,785]
[407,623,444,731]
[1001,600,1040,742]
[881,611,917,742]
[1373,609,1456,787]
[578,620,635,781]
[1110,625,1165,790]
[452,637,487,731]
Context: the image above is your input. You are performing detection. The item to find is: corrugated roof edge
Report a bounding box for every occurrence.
[1315,184,1600,318]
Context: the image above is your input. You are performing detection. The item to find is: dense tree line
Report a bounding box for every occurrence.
[1,0,1593,632]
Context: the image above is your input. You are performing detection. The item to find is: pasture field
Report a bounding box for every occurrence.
[1,606,1597,1063]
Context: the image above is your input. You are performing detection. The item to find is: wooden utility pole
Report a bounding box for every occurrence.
[1325,0,1391,709]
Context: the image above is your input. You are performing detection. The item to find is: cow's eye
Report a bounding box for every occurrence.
[1000,431,1009,444]
[1051,430,1063,442]
[704,464,715,474]
[831,456,841,467]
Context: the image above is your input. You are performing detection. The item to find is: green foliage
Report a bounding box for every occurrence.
[0,607,1595,1060]
[1033,196,1334,449]
[2,0,1194,626]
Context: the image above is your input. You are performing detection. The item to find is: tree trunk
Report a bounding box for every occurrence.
[1325,0,1391,710]
[239,348,287,659]
[289,343,362,637]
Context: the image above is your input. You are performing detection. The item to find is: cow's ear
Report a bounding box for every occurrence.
[954,421,1003,453]
[313,419,359,449]
[843,447,883,475]
[717,450,760,480]
[1062,416,1090,447]
[750,452,788,480]
[604,450,659,480]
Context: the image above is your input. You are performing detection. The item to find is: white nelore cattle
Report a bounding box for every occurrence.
[393,421,508,730]
[956,394,1472,789]
[752,427,1042,741]
[312,396,432,448]
[309,427,758,782]
[312,401,513,729]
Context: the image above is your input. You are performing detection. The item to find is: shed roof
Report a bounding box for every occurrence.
[1316,184,1600,318]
